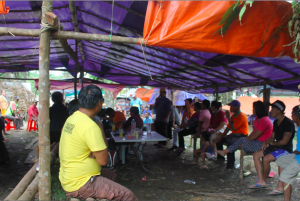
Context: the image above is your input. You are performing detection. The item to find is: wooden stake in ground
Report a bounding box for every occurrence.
[38,1,52,200]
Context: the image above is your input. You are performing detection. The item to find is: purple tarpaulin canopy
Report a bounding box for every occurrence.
[0,1,300,93]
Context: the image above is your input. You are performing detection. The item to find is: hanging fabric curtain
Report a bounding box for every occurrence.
[142,1,293,58]
[0,1,9,15]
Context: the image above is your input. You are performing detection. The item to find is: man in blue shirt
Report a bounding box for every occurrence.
[130,94,142,114]
[143,112,153,124]
[275,105,300,201]
[142,106,152,117]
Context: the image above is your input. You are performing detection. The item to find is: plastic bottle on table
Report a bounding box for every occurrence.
[131,118,136,135]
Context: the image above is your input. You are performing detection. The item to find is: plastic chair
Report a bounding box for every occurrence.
[27,119,37,132]
[5,119,15,131]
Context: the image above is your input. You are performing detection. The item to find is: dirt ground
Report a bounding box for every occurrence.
[1,129,300,201]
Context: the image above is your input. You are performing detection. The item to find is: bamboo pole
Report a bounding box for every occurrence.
[4,163,38,200]
[38,1,52,200]
[16,143,59,201]
[17,175,39,201]
[0,27,140,44]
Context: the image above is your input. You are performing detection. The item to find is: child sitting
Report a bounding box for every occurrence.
[191,132,214,169]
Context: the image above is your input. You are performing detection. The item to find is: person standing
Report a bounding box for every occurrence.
[5,96,23,130]
[28,100,39,131]
[130,94,143,114]
[216,100,249,170]
[154,88,172,148]
[49,92,69,144]
[0,90,8,116]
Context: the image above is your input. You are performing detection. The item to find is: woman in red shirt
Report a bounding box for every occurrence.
[216,101,273,156]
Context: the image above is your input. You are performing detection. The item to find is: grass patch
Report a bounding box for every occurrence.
[51,164,68,201]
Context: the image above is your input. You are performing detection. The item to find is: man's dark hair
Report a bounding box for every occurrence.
[292,105,300,118]
[211,101,222,109]
[130,107,139,115]
[186,98,192,104]
[194,102,201,110]
[105,107,115,115]
[145,106,148,108]
[52,91,63,103]
[68,99,79,115]
[144,112,149,115]
[253,101,268,118]
[202,100,210,109]
[78,85,103,109]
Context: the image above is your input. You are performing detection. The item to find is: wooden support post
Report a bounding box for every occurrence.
[215,86,219,101]
[38,1,52,200]
[263,84,271,115]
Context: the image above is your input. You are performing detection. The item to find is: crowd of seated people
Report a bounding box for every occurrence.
[48,84,300,201]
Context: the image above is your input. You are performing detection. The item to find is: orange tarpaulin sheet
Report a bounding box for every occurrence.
[135,88,155,102]
[143,1,293,58]
[222,97,299,119]
[0,1,9,14]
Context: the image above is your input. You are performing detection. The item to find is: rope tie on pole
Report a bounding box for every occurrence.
[139,38,153,80]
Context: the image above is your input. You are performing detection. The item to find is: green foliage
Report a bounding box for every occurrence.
[51,165,68,201]
[216,1,253,36]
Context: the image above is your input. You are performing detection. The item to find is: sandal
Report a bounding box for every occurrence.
[200,165,208,169]
[268,190,283,195]
[249,183,266,189]
[191,161,198,165]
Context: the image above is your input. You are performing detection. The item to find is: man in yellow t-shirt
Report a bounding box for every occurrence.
[59,85,137,201]
[0,90,8,116]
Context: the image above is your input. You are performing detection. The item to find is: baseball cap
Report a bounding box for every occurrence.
[13,96,19,100]
[268,100,285,113]
[185,98,193,104]
[227,100,241,107]
[33,100,38,103]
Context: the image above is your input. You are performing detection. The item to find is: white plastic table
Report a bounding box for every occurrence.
[111,131,167,176]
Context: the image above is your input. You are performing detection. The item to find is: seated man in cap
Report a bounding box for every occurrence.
[216,100,249,170]
[5,96,23,130]
[28,100,39,132]
[249,100,295,193]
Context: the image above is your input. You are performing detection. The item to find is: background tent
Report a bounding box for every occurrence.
[135,88,155,102]
[35,78,124,99]
[222,96,299,119]
[148,88,172,105]
[173,90,208,106]
[148,89,208,105]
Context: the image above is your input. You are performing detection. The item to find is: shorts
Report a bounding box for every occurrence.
[206,152,214,159]
[276,154,300,184]
[270,149,290,159]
